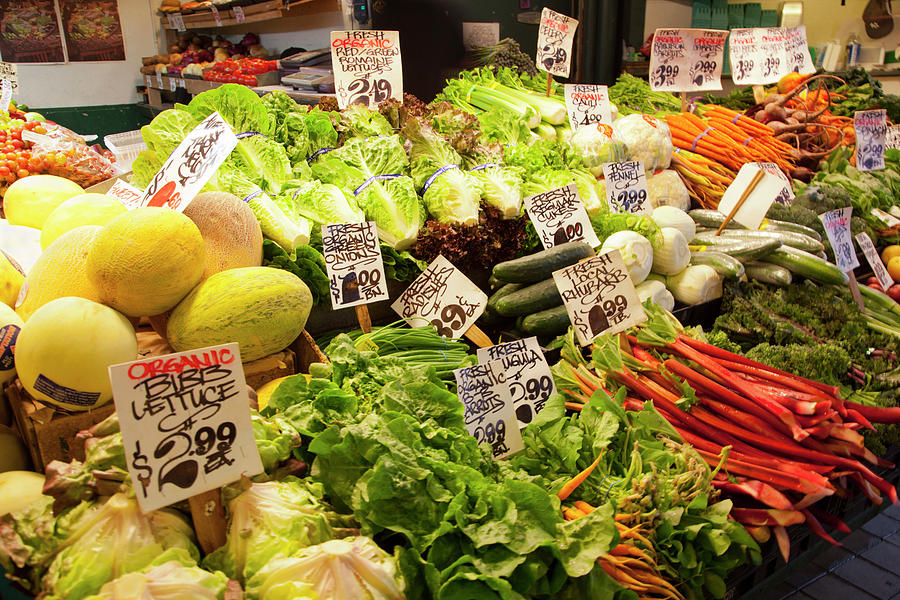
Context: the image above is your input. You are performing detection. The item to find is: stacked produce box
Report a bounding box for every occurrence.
[1,59,900,600]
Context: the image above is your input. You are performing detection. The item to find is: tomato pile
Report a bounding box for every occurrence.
[202,58,277,85]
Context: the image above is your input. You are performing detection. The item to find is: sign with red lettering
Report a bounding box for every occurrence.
[650,28,728,92]
[730,27,815,85]
[564,84,612,130]
[106,179,144,210]
[140,111,238,212]
[536,8,578,78]
[330,30,403,110]
[109,342,262,513]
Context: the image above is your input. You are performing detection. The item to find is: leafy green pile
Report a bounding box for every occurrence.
[608,73,684,116]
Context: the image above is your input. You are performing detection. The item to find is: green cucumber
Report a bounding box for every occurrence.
[690,209,823,241]
[521,304,571,336]
[494,278,563,317]
[690,251,745,278]
[698,229,824,253]
[689,209,741,229]
[479,308,514,327]
[492,242,594,283]
[689,237,782,262]
[764,246,849,285]
[487,283,524,314]
[488,274,507,290]
[763,220,822,241]
[744,261,792,286]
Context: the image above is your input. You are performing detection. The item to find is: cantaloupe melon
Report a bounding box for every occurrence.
[15,297,137,410]
[0,250,24,308]
[167,267,312,362]
[183,191,263,281]
[86,207,206,317]
[3,175,84,229]
[16,225,104,321]
[40,193,127,249]
[0,303,23,384]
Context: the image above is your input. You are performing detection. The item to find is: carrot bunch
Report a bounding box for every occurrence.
[670,149,736,209]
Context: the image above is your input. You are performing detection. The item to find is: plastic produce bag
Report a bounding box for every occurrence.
[28,125,117,188]
[647,169,690,211]
[612,114,674,172]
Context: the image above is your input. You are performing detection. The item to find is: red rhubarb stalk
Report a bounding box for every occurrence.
[711,479,794,510]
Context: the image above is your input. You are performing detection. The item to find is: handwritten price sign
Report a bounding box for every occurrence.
[392,255,487,339]
[718,163,790,229]
[109,343,263,513]
[602,160,651,215]
[140,111,238,212]
[330,30,402,110]
[564,84,612,130]
[477,337,556,428]
[730,27,814,85]
[322,221,389,309]
[553,249,647,346]
[536,8,578,78]
[856,232,893,291]
[523,182,601,249]
[855,109,887,172]
[819,207,860,273]
[454,361,525,459]
[106,179,144,210]
[0,62,18,96]
[649,28,728,92]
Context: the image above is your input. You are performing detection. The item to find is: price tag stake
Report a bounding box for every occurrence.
[392,255,492,346]
[330,30,403,109]
[855,109,887,172]
[454,361,525,459]
[649,28,728,92]
[564,84,612,130]
[602,160,651,216]
[477,337,556,427]
[535,8,578,78]
[523,182,601,249]
[820,207,863,310]
[857,232,894,292]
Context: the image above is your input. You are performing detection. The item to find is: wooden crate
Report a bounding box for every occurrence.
[8,332,299,470]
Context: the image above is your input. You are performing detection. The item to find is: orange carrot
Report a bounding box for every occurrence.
[557,454,604,500]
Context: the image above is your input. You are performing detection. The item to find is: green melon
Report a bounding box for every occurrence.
[166,267,312,362]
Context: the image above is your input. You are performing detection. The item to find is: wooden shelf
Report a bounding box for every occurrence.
[160,0,337,30]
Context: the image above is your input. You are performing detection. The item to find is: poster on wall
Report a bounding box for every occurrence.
[58,0,125,62]
[0,1,65,63]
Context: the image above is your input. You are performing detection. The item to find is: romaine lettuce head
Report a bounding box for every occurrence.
[338,104,393,140]
[83,549,228,600]
[310,155,367,190]
[262,90,306,121]
[570,168,607,214]
[330,135,409,178]
[183,83,275,137]
[416,162,482,225]
[130,149,163,189]
[570,125,629,176]
[356,176,424,250]
[230,134,293,195]
[244,537,404,600]
[40,494,198,600]
[471,165,523,219]
[202,478,333,584]
[523,168,607,215]
[141,109,199,158]
[293,180,365,226]
[279,112,310,166]
[306,109,340,156]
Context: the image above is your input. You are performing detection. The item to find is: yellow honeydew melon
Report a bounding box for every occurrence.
[15,297,137,410]
[0,470,43,513]
[0,303,23,384]
[0,250,25,308]
[16,225,104,322]
[40,193,127,249]
[86,207,206,317]
[183,191,263,281]
[2,175,84,229]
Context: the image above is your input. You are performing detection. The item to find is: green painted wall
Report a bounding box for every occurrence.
[31,104,156,148]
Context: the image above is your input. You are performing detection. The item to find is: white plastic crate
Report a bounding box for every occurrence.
[103,129,146,173]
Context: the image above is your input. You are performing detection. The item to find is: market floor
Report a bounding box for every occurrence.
[771,504,900,600]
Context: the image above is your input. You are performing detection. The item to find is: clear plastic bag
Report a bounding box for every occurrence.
[27,124,117,188]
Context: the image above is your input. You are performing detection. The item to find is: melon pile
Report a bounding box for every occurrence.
[2,181,313,411]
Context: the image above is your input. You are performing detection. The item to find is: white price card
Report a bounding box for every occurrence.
[330,30,403,110]
[233,5,245,23]
[553,249,647,347]
[392,255,487,339]
[109,343,263,513]
[0,80,11,114]
[169,77,178,92]
[322,221,389,309]
[141,111,238,212]
[873,207,900,228]
[524,182,601,249]
[462,22,500,50]
[855,109,887,172]
[564,84,612,130]
[602,160,651,215]
[477,337,556,427]
[886,125,900,150]
[729,27,815,85]
[145,75,152,88]
[453,361,525,459]
[167,13,186,32]
[649,28,728,92]
[0,62,18,95]
[107,179,144,210]
[157,72,164,88]
[819,207,860,273]
[211,5,222,26]
[536,8,578,78]
[717,163,789,230]
[755,162,794,204]
[856,232,893,291]
[20,129,51,145]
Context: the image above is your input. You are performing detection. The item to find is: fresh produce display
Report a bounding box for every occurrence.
[4,49,900,600]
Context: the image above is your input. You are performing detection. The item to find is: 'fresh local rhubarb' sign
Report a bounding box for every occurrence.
[330,30,403,110]
[649,28,728,92]
[109,343,263,513]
